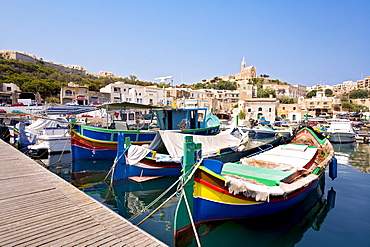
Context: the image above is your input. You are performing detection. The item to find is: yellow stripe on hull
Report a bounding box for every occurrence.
[194,181,262,205]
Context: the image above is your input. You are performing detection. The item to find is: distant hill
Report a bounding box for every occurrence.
[0,57,155,101]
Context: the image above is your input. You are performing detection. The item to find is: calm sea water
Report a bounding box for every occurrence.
[45,141,370,247]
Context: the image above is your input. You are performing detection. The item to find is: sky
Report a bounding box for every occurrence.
[1,0,369,87]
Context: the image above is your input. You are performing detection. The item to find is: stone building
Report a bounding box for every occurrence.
[0,83,20,105]
[0,50,85,73]
[237,81,257,100]
[235,57,257,80]
[60,82,110,105]
[263,83,306,99]
[238,98,279,123]
[276,103,302,122]
[220,57,257,82]
[299,91,341,118]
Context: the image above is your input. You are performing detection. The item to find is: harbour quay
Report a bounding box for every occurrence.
[0,139,168,246]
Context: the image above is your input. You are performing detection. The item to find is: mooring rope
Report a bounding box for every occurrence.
[129,175,182,222]
[183,190,202,247]
[135,158,204,226]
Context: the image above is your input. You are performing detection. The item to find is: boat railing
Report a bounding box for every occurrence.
[247,143,274,158]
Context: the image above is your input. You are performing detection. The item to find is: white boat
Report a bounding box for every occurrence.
[28,127,71,154]
[16,116,72,154]
[325,119,356,143]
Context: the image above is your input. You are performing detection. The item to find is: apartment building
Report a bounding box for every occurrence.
[300,91,341,118]
[60,82,110,105]
[100,81,167,106]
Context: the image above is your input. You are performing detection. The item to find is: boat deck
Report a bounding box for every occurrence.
[0,140,168,246]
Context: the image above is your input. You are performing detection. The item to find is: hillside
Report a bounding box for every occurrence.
[0,57,155,101]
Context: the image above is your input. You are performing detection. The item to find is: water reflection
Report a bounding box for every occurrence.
[348,144,370,174]
[332,143,370,174]
[175,177,336,247]
[71,159,113,186]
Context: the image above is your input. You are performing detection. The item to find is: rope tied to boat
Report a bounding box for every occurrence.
[135,158,204,227]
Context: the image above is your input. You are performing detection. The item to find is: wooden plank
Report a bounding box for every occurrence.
[0,140,168,247]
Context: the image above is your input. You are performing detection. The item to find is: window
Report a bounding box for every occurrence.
[129,113,135,120]
[65,90,73,96]
[248,108,251,112]
[293,107,296,110]
[258,107,262,111]
[269,108,272,112]
[78,89,86,94]
[6,87,11,91]
[282,107,285,110]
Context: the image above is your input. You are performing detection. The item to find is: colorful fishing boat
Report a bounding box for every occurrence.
[174,126,337,241]
[174,176,336,246]
[111,130,284,181]
[71,106,221,160]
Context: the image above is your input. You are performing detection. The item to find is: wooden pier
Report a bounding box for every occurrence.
[0,140,168,246]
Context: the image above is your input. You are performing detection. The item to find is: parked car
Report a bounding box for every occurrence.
[0,109,7,113]
[11,102,24,106]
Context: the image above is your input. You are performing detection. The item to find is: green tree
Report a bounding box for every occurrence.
[238,110,246,120]
[306,90,317,98]
[257,88,276,98]
[349,89,368,99]
[278,96,295,104]
[342,101,368,112]
[325,88,334,96]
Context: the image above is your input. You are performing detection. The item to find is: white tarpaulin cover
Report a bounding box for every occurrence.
[126,130,241,165]
[157,130,241,159]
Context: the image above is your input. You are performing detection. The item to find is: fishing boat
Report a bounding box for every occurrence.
[175,176,336,247]
[71,103,221,160]
[324,119,356,143]
[174,126,337,240]
[111,129,284,181]
[111,129,243,180]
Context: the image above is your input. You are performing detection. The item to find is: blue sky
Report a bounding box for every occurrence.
[1,0,369,87]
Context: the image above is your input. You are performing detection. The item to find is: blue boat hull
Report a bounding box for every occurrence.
[193,177,320,223]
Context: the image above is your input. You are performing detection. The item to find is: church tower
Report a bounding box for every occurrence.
[241,57,246,71]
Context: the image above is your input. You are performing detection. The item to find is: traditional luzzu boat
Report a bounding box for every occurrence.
[111,128,255,180]
[174,126,337,243]
[71,103,221,160]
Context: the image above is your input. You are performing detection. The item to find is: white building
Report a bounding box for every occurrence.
[100,82,168,106]
[238,98,279,123]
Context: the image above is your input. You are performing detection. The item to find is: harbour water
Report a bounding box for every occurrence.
[43,141,370,247]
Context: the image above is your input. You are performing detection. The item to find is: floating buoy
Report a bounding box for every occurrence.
[329,156,337,180]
